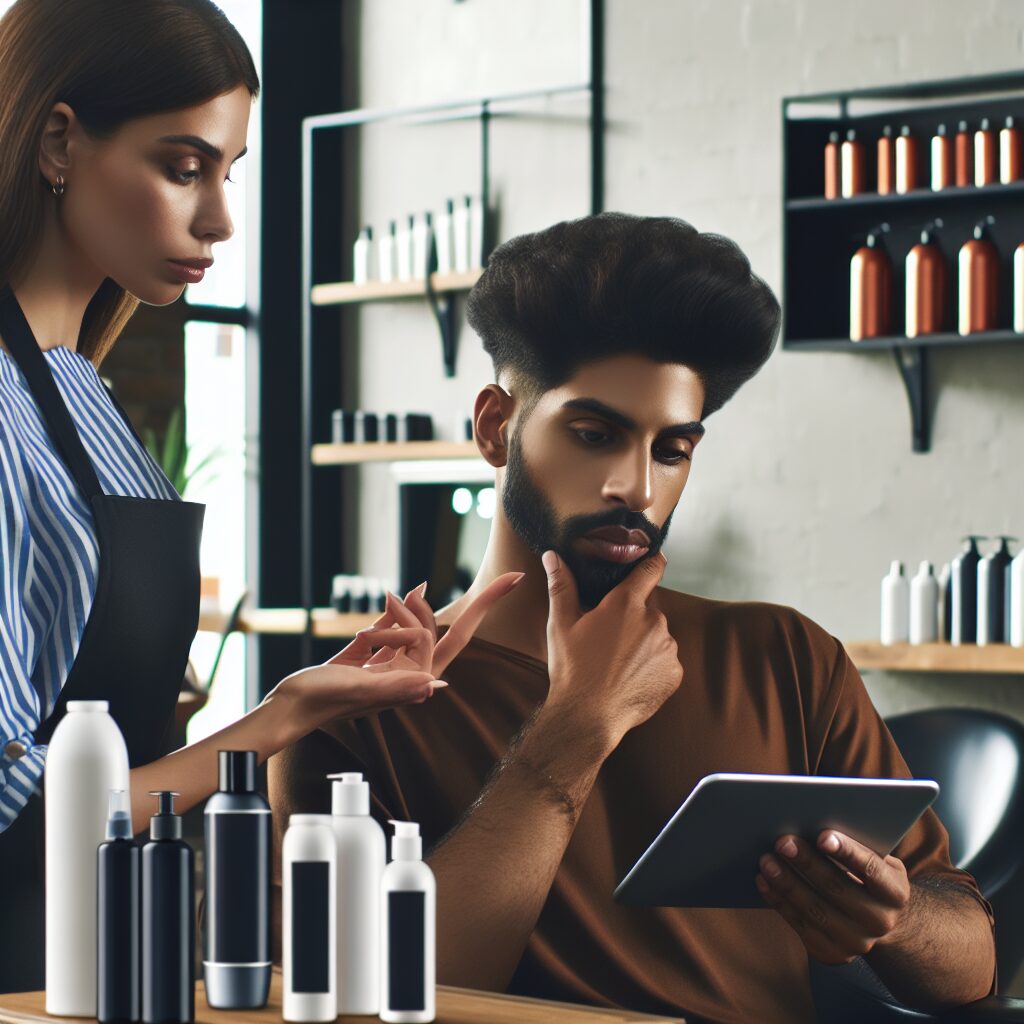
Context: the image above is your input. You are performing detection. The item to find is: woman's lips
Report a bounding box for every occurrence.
[576,535,651,564]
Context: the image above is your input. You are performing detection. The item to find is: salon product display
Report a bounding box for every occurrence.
[331,409,434,444]
[959,217,999,335]
[905,221,946,337]
[909,561,939,645]
[283,814,337,1024]
[1010,549,1024,647]
[880,561,910,646]
[381,821,436,1024]
[930,124,953,191]
[45,699,130,1017]
[978,537,1016,646]
[331,574,388,613]
[141,792,194,1024]
[202,750,272,1010]
[895,125,918,194]
[950,536,983,646]
[353,227,374,285]
[329,773,386,1016]
[98,789,140,1024]
[849,224,892,341]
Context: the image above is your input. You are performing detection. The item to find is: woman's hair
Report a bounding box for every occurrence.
[466,212,781,419]
[0,0,259,366]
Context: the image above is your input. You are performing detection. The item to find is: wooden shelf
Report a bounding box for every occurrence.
[847,642,1024,674]
[783,331,1024,352]
[312,440,481,465]
[311,269,483,306]
[197,608,379,637]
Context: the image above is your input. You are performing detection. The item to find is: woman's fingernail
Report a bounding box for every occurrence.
[509,572,526,588]
[415,581,428,596]
[431,680,449,689]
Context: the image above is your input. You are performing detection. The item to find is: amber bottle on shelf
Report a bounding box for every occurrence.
[824,130,841,199]
[1000,116,1021,184]
[850,224,892,342]
[958,217,999,335]
[895,125,919,194]
[841,129,866,197]
[906,220,946,337]
[877,125,895,195]
[955,120,973,186]
[1013,241,1024,333]
[930,124,954,190]
[975,118,998,186]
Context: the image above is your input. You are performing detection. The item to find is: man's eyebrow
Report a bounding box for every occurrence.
[158,134,248,163]
[561,397,705,439]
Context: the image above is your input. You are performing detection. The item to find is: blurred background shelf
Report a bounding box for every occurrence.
[198,607,378,637]
[312,440,481,464]
[311,269,483,305]
[848,641,1024,674]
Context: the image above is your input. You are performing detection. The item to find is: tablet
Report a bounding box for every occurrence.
[613,773,939,909]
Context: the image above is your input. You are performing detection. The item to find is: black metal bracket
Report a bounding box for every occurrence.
[893,345,930,452]
[424,226,459,377]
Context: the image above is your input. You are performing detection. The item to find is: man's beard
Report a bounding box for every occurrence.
[502,435,674,611]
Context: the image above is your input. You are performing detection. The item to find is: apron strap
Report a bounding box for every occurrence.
[0,284,103,501]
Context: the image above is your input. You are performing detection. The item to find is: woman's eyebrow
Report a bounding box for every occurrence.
[158,134,247,163]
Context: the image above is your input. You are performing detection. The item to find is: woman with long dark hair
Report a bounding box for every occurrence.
[0,0,518,991]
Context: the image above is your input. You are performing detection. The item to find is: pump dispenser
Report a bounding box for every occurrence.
[98,789,140,1024]
[952,536,986,645]
[850,224,892,341]
[381,821,435,1023]
[959,217,999,335]
[979,537,1016,645]
[906,220,946,337]
[141,792,194,1024]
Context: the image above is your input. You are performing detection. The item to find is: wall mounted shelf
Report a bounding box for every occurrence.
[848,641,1024,675]
[782,72,1024,453]
[311,440,481,465]
[199,607,379,638]
[311,269,483,306]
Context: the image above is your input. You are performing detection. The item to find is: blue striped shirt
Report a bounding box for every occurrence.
[0,345,180,832]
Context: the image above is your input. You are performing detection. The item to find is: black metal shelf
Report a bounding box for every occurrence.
[783,330,1024,352]
[787,180,1024,211]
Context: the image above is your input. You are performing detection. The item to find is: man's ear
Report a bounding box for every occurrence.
[473,384,514,468]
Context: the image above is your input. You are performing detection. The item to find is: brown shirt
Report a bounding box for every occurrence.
[267,588,994,1024]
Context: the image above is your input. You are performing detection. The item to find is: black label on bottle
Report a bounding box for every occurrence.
[291,862,330,993]
[388,891,425,1011]
[207,813,270,961]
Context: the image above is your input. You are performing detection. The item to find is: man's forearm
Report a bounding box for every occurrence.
[867,878,996,1009]
[427,702,613,991]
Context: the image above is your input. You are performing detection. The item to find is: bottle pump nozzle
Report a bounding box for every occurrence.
[149,790,182,840]
[327,771,370,815]
[106,788,132,840]
[388,819,422,861]
[973,216,996,240]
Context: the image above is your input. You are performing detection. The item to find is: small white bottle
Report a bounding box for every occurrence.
[379,221,397,284]
[881,560,910,645]
[435,200,455,276]
[283,815,336,1024]
[936,562,952,642]
[411,213,432,281]
[1010,550,1024,648]
[453,196,471,273]
[45,700,130,1017]
[396,215,414,282]
[380,821,435,1024]
[469,195,485,269]
[353,227,374,285]
[328,773,386,1016]
[909,561,939,644]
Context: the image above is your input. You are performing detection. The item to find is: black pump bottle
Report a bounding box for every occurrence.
[141,791,194,1024]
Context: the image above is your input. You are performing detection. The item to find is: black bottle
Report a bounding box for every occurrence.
[951,536,985,645]
[98,789,140,1024]
[142,792,194,1024]
[203,751,272,1009]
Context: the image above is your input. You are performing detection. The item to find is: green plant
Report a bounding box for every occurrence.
[143,407,224,498]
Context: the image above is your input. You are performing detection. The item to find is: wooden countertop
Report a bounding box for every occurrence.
[0,968,685,1024]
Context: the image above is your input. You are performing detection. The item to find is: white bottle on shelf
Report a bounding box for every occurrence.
[283,815,336,1024]
[328,773,386,1016]
[452,196,471,273]
[45,700,130,1017]
[380,821,435,1024]
[880,560,910,646]
[1010,550,1024,648]
[379,222,397,284]
[396,215,414,283]
[909,561,938,644]
[435,200,455,276]
[353,227,374,285]
[411,213,432,281]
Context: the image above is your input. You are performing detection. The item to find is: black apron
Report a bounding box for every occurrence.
[0,284,204,993]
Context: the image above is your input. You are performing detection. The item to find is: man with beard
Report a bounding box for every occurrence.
[268,213,995,1024]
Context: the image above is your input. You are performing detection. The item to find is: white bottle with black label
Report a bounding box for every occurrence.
[380,821,435,1024]
[283,815,336,1023]
[880,560,910,645]
[45,700,130,1017]
[909,561,939,644]
[328,773,386,1015]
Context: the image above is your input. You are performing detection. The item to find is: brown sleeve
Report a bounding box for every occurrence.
[814,640,996,933]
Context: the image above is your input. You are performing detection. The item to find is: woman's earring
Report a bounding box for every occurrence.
[51,174,65,198]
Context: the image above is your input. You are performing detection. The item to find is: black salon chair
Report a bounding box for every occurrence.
[809,707,1024,1023]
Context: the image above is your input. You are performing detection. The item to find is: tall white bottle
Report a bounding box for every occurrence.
[328,772,386,1016]
[45,700,130,1016]
[909,561,939,644]
[435,200,455,275]
[380,821,435,1024]
[452,196,471,273]
[880,561,910,645]
[1011,550,1024,648]
[283,815,336,1024]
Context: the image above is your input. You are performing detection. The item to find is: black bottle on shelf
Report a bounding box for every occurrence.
[98,789,140,1024]
[203,751,272,1009]
[142,792,194,1024]
[950,536,985,646]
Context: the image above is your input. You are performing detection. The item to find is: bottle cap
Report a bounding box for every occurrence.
[980,117,991,131]
[1007,116,1017,130]
[66,700,109,713]
[328,772,370,816]
[149,790,182,840]
[218,750,256,794]
[917,560,934,577]
[889,560,904,576]
[388,220,397,234]
[899,125,912,137]
[828,130,839,143]
[882,124,893,138]
[365,226,373,240]
[388,819,422,861]
[846,129,857,141]
[106,789,132,840]
[936,123,947,136]
[446,198,454,213]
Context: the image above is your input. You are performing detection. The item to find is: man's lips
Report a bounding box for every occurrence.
[576,526,652,564]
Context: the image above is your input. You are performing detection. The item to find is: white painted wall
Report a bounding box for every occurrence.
[341,0,1024,729]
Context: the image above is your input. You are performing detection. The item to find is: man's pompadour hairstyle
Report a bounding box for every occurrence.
[466,212,782,418]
